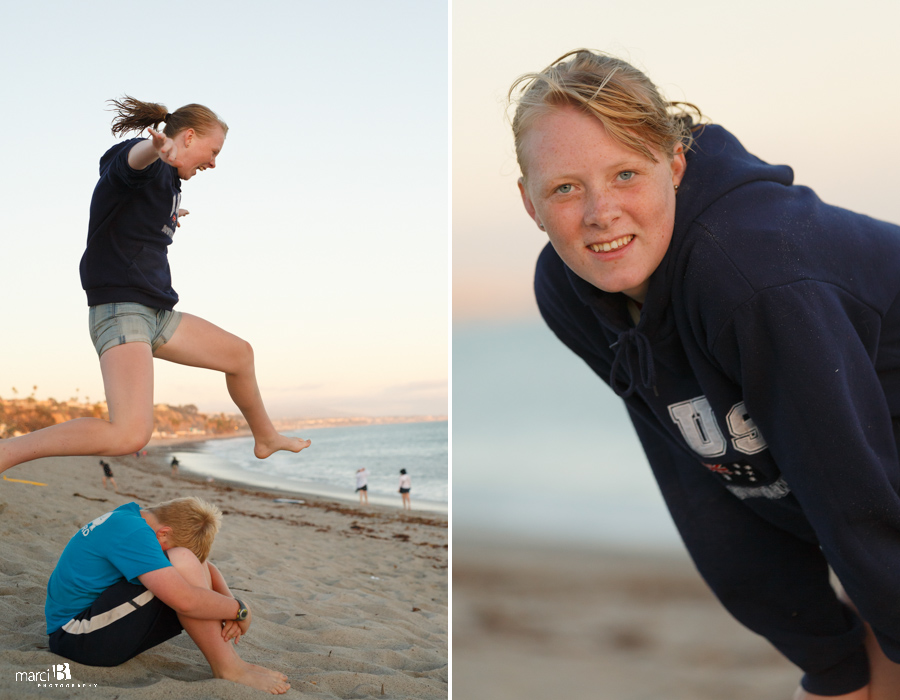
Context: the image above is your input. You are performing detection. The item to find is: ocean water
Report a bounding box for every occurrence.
[453,320,681,551]
[166,420,447,513]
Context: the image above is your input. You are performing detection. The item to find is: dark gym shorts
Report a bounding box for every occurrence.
[400,488,410,494]
[356,485,368,492]
[49,580,182,667]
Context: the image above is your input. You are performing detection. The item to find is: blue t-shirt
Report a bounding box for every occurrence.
[45,503,172,634]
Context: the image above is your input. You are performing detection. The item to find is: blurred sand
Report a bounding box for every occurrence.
[0,446,447,699]
[453,538,801,700]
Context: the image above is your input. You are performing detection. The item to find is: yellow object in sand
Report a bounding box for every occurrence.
[2,475,47,486]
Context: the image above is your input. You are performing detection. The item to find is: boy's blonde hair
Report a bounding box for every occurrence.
[147,497,222,562]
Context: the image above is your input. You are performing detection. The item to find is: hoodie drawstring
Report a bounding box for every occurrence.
[609,328,657,398]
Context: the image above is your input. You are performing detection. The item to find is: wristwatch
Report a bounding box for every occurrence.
[234,598,249,621]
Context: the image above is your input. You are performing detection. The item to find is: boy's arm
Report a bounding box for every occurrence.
[138,565,243,621]
[207,561,253,642]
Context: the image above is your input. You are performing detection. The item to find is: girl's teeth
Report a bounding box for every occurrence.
[590,235,634,253]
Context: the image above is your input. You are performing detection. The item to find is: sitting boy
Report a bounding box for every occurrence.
[45,497,289,694]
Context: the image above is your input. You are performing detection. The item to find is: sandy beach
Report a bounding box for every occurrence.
[453,537,802,700]
[0,446,447,699]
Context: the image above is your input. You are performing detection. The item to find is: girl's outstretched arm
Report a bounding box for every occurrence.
[127,127,182,171]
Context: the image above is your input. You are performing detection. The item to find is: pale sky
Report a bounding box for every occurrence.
[452,0,900,321]
[1,0,448,418]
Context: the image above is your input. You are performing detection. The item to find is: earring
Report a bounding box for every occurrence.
[674,184,679,192]
[538,223,546,231]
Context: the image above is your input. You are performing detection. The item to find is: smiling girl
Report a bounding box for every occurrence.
[0,97,310,473]
[512,50,900,699]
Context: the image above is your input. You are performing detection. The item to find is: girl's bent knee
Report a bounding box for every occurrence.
[225,338,255,374]
[111,427,153,455]
[237,338,254,366]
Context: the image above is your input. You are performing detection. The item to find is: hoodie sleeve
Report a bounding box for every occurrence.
[103,138,165,190]
[713,280,900,665]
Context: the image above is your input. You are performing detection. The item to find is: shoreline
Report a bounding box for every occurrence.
[145,427,448,516]
[139,438,448,520]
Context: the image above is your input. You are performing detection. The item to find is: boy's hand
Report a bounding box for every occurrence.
[221,601,252,643]
[235,606,252,636]
[222,619,243,644]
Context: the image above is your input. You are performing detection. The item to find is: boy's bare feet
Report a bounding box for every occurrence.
[254,434,311,460]
[217,659,290,694]
[248,662,288,681]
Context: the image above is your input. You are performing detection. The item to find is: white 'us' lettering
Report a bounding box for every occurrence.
[668,396,767,458]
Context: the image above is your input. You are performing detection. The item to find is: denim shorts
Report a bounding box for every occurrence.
[89,302,182,357]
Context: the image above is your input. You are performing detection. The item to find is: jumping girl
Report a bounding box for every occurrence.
[0,97,310,473]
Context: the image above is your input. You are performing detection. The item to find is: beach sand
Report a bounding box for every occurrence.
[453,537,802,700]
[0,446,447,699]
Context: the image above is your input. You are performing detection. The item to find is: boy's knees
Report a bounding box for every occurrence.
[168,547,211,587]
[168,546,200,563]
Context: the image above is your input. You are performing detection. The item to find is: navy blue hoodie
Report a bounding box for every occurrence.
[535,125,900,695]
[80,138,182,310]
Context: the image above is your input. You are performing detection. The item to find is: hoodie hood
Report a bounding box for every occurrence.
[643,125,795,319]
[674,125,795,232]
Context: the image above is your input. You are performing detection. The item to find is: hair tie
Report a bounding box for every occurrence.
[164,113,173,122]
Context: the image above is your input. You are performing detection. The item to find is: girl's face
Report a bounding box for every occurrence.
[518,106,685,303]
[177,126,226,180]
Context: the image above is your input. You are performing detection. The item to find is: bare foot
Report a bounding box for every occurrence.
[248,662,288,682]
[254,434,311,460]
[218,662,290,694]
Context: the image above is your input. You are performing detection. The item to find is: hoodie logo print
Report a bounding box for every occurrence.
[669,397,768,458]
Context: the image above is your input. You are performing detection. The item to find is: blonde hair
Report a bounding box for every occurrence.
[147,496,222,562]
[107,95,228,139]
[508,49,702,175]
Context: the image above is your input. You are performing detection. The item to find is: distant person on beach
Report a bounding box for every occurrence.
[99,460,117,492]
[355,467,369,505]
[398,469,411,511]
[45,496,289,694]
[511,49,900,699]
[171,456,180,477]
[0,97,310,477]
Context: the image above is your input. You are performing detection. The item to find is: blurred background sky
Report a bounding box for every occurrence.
[454,0,900,322]
[1,0,448,419]
[452,0,900,546]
